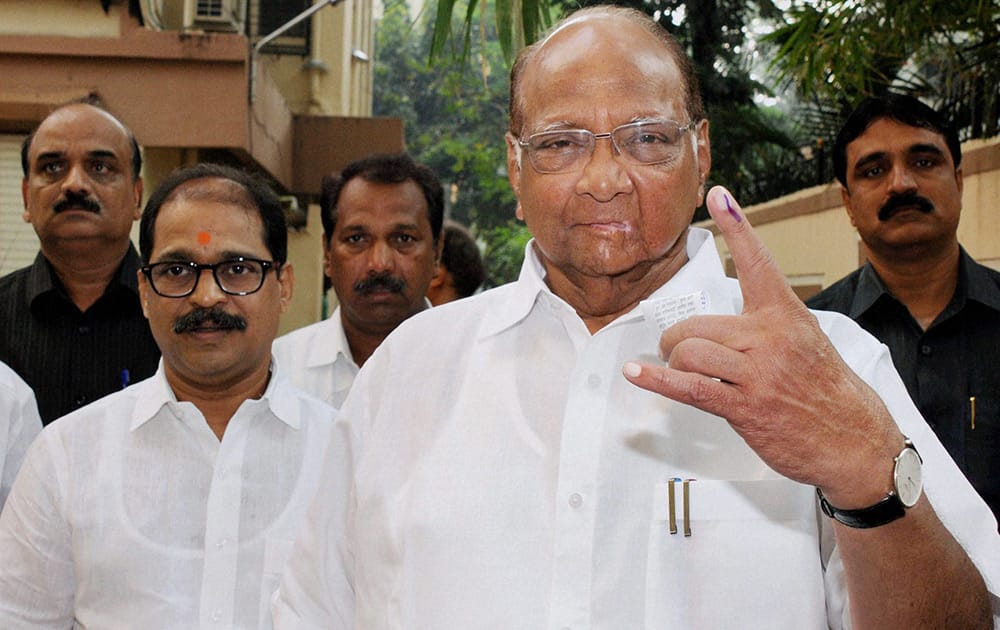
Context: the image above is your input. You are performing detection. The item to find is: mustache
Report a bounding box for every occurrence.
[173,307,247,334]
[53,191,102,214]
[354,273,406,296]
[878,192,935,221]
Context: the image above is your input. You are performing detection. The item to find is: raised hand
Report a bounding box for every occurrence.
[623,186,901,507]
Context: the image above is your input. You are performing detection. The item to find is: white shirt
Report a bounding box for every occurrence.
[272,307,359,409]
[0,361,41,509]
[0,361,338,630]
[274,228,1000,629]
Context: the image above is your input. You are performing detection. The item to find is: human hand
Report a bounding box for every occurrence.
[623,186,901,507]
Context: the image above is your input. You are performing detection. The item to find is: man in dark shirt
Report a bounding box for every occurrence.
[0,99,159,424]
[807,94,999,526]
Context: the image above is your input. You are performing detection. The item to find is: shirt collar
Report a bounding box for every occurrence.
[27,243,144,306]
[303,306,358,370]
[477,227,736,339]
[846,263,890,319]
[129,358,302,432]
[847,247,1000,318]
[961,247,1000,312]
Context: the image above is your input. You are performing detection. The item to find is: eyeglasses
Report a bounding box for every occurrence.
[141,257,280,298]
[517,120,697,174]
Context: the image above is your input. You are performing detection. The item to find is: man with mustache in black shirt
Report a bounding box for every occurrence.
[808,94,1000,528]
[272,153,443,408]
[0,98,159,424]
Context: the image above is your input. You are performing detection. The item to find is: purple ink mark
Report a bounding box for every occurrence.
[725,194,742,223]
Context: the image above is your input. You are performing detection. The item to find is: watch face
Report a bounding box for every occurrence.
[894,447,923,507]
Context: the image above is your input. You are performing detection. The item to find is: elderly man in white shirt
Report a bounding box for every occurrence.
[0,163,337,629]
[273,7,1000,629]
[0,361,40,509]
[272,153,443,408]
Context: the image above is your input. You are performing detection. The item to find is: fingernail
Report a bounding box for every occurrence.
[623,362,642,378]
[725,194,742,223]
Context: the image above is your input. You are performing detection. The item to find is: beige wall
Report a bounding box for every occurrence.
[283,202,328,336]
[0,0,123,37]
[262,0,373,117]
[699,136,1000,296]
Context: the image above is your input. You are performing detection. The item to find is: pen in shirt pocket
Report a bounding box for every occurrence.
[121,368,130,389]
[970,396,976,430]
[667,477,695,537]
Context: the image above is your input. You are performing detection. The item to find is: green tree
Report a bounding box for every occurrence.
[765,0,1000,172]
[375,0,527,285]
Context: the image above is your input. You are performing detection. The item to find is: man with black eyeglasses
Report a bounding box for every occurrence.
[0,163,339,629]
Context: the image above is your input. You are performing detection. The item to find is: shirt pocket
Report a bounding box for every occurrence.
[258,537,295,628]
[644,478,827,630]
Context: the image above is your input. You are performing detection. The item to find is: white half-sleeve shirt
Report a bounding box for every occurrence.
[274,228,1000,629]
[0,361,41,509]
[0,360,338,630]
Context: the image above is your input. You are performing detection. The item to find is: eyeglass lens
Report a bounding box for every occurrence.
[525,121,691,173]
[148,259,268,297]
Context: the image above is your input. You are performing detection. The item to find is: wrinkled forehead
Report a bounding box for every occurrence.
[518,17,684,123]
[31,104,131,156]
[848,119,953,162]
[163,176,257,213]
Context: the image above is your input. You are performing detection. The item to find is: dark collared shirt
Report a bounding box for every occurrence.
[808,249,1000,525]
[0,245,160,425]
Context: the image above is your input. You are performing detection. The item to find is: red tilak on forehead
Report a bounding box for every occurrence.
[197,231,211,245]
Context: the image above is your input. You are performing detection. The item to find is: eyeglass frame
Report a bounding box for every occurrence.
[140,257,282,298]
[514,119,700,174]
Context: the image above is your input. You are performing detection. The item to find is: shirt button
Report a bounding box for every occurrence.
[587,373,601,389]
[215,538,228,549]
[77,325,90,335]
[568,493,583,508]
[210,609,223,622]
[74,395,87,407]
[921,345,932,356]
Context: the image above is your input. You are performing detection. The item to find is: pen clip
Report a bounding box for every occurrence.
[667,477,680,534]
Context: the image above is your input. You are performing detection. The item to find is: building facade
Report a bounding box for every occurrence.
[0,0,404,332]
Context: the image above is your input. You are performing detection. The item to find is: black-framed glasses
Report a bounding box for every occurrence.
[141,257,280,298]
[517,119,698,174]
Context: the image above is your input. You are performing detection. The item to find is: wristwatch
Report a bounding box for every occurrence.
[817,438,923,529]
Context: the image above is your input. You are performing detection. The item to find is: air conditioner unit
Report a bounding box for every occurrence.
[187,0,246,33]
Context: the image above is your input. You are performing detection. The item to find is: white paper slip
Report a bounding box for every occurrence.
[640,290,710,332]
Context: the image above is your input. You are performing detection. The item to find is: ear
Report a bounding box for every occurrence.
[694,120,712,206]
[428,262,446,290]
[955,166,963,197]
[137,269,152,320]
[321,233,334,279]
[840,186,858,229]
[21,178,31,223]
[132,177,144,221]
[506,132,522,201]
[278,263,295,314]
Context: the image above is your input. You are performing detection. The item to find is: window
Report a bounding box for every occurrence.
[251,0,311,55]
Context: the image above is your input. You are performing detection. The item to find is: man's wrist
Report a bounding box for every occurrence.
[817,438,922,529]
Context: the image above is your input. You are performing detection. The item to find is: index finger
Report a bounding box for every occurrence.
[705,185,798,312]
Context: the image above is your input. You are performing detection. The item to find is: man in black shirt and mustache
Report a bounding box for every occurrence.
[808,94,1000,528]
[0,98,159,424]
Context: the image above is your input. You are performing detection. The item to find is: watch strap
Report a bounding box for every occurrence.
[816,487,906,529]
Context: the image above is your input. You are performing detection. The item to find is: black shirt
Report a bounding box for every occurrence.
[807,249,1000,526]
[0,246,160,425]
